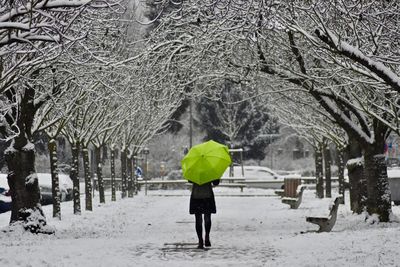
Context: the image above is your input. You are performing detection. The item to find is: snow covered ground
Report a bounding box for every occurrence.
[1,187,400,267]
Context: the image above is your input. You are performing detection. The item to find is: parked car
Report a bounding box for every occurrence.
[387,157,400,168]
[0,172,74,209]
[0,175,11,213]
[275,170,303,178]
[0,188,11,214]
[37,173,73,205]
[222,166,298,189]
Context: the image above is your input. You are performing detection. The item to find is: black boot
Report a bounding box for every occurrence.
[197,239,204,249]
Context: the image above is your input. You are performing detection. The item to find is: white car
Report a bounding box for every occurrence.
[37,173,73,205]
[222,166,292,189]
[0,175,11,213]
[387,167,400,178]
[0,174,8,189]
[0,172,73,206]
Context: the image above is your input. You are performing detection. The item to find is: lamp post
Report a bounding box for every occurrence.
[143,147,150,196]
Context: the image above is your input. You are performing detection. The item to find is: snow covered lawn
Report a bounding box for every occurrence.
[1,188,400,266]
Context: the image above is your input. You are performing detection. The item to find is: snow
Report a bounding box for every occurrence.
[25,173,38,186]
[324,97,374,144]
[22,141,35,151]
[316,28,400,90]
[1,173,73,191]
[4,140,16,155]
[36,173,73,190]
[1,188,400,266]
[18,207,52,231]
[387,167,400,178]
[346,157,364,167]
[3,141,35,154]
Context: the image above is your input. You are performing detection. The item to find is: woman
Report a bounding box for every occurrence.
[189,179,220,249]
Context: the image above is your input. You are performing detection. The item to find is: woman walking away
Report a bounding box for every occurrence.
[189,179,219,249]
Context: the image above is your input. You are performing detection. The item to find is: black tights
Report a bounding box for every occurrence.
[195,213,211,243]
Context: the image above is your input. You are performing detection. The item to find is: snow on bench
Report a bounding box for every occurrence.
[281,185,305,209]
[220,177,246,183]
[219,183,247,192]
[306,196,342,233]
[274,189,284,197]
[135,180,246,192]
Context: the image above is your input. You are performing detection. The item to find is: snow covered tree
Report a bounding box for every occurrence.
[34,69,86,219]
[271,1,399,221]
[62,75,126,211]
[196,80,279,161]
[138,0,399,221]
[270,87,349,199]
[0,0,128,230]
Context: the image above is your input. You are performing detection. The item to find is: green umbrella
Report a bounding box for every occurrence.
[181,140,232,185]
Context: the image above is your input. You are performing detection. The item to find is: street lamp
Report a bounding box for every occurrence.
[142,147,150,196]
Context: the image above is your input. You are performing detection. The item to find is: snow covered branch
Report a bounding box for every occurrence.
[314,28,400,92]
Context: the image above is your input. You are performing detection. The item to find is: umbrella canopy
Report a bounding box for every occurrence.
[181,140,232,185]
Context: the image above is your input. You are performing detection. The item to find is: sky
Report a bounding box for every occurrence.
[1,187,400,267]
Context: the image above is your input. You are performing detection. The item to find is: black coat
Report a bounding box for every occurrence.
[189,180,219,214]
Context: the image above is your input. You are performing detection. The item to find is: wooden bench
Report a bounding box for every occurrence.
[137,180,188,185]
[219,183,247,192]
[137,180,190,191]
[274,189,284,197]
[306,196,342,232]
[281,185,305,209]
[136,180,246,192]
[220,177,246,183]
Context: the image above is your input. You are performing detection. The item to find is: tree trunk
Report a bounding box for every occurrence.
[120,149,127,198]
[95,146,105,203]
[82,147,92,211]
[347,158,366,213]
[70,141,81,214]
[346,140,366,214]
[111,147,116,201]
[127,153,133,198]
[3,81,52,233]
[315,143,324,198]
[337,148,345,204]
[48,139,61,219]
[364,143,392,222]
[323,141,332,198]
[5,146,50,233]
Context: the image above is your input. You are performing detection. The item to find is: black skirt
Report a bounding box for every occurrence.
[189,197,216,214]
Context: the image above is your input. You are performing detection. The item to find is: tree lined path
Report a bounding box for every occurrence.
[2,4,400,267]
[1,189,399,266]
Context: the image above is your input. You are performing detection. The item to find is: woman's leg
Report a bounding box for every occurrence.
[204,213,212,246]
[195,213,203,248]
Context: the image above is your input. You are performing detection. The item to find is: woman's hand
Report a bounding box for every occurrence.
[212,179,220,186]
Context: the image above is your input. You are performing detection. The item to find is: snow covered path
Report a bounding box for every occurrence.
[1,188,400,266]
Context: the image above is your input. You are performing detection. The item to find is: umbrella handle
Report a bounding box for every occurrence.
[212,179,220,186]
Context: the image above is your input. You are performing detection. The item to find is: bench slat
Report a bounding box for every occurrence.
[281,185,305,209]
[306,196,342,232]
